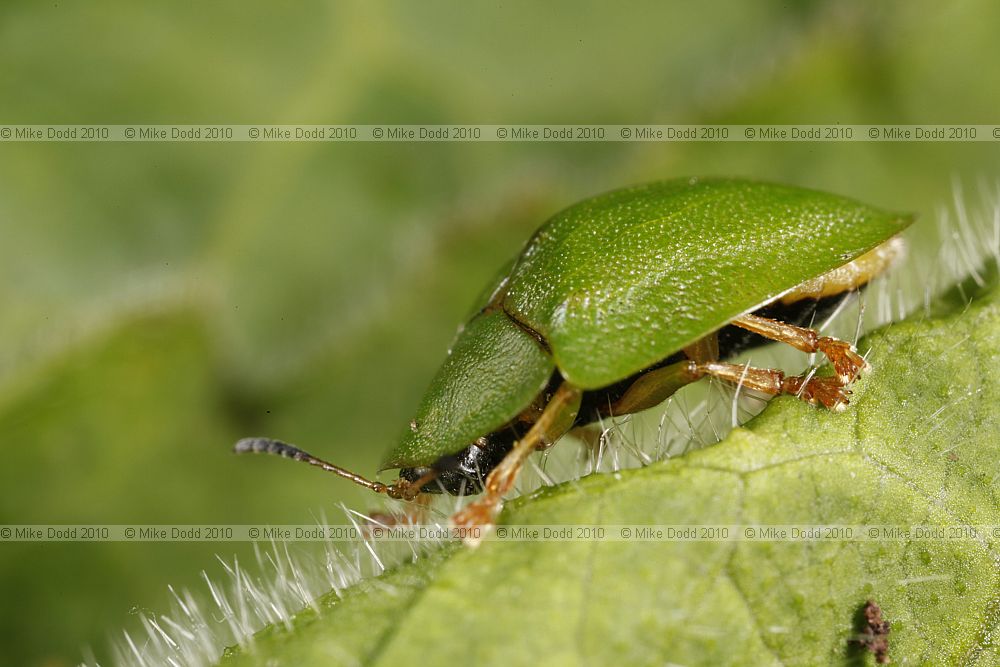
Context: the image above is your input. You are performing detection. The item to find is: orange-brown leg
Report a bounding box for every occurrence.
[731,313,869,383]
[451,382,582,541]
[607,325,853,417]
[607,354,852,419]
[691,360,851,411]
[683,333,720,364]
[366,493,434,531]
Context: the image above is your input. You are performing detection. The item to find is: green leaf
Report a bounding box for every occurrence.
[219,270,1000,666]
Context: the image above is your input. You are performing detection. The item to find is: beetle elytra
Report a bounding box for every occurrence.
[235,177,913,532]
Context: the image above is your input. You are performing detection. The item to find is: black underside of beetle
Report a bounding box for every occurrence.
[397,428,523,495]
[399,292,852,495]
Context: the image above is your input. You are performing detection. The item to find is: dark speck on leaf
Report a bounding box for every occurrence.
[853,599,891,664]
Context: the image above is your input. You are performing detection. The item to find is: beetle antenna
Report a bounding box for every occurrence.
[234,437,394,496]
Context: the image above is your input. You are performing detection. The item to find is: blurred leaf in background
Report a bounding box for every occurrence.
[1,1,999,665]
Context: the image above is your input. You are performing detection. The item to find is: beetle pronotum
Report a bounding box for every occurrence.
[235,178,913,531]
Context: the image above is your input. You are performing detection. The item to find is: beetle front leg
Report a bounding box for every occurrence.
[365,492,434,532]
[450,382,582,543]
[731,313,868,383]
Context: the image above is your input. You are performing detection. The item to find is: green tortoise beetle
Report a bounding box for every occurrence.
[236,177,913,531]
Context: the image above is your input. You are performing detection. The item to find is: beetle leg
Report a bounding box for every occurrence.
[607,360,703,416]
[730,313,869,383]
[608,357,850,415]
[390,469,440,500]
[691,361,851,411]
[365,493,433,532]
[682,333,720,363]
[450,382,582,541]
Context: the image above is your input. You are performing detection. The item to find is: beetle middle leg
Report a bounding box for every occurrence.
[450,382,582,537]
[730,313,868,383]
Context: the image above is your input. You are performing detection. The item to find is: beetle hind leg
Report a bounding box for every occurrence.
[781,374,852,411]
[817,338,869,384]
[691,361,851,411]
[605,357,853,416]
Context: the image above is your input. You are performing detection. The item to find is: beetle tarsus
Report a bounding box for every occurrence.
[782,375,852,411]
[817,336,869,384]
[450,496,502,543]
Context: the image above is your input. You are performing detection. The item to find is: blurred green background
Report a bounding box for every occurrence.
[1,1,999,665]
